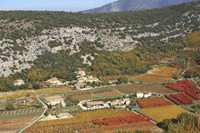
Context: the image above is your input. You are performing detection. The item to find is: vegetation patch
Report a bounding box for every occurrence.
[131,75,173,82]
[35,87,72,95]
[112,84,176,94]
[0,116,37,131]
[137,98,172,109]
[25,109,135,133]
[136,105,189,123]
[67,88,122,100]
[148,66,179,76]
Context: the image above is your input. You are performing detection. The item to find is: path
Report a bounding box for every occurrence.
[18,91,48,133]
[112,88,124,95]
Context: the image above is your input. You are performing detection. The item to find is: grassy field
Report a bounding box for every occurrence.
[112,84,176,94]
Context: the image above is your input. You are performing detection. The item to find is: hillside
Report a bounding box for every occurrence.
[82,0,198,13]
[0,1,200,91]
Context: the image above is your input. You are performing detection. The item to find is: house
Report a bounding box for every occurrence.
[136,91,144,98]
[45,95,65,107]
[86,76,100,83]
[109,98,130,106]
[75,70,86,77]
[13,79,25,86]
[143,91,152,98]
[135,91,152,98]
[85,101,104,108]
[108,79,118,84]
[123,98,130,105]
[75,82,86,89]
[109,100,123,106]
[77,77,87,83]
[46,77,63,86]
[25,99,33,102]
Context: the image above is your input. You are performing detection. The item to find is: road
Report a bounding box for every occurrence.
[18,91,48,133]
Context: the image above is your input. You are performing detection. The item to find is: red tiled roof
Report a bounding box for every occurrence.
[86,101,104,106]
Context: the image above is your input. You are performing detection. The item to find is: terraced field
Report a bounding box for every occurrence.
[112,84,176,94]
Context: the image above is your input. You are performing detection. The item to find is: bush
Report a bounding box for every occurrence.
[6,102,15,110]
[44,110,49,116]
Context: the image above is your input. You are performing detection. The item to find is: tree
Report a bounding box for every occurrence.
[37,104,43,108]
[45,82,51,87]
[6,102,15,110]
[162,119,172,129]
[44,110,49,116]
[28,83,33,89]
[33,83,40,89]
[173,72,180,79]
[26,93,31,97]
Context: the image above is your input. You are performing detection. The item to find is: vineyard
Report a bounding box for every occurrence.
[80,121,157,133]
[66,88,122,100]
[35,87,72,95]
[130,66,179,82]
[91,114,150,126]
[165,92,200,105]
[137,98,172,109]
[24,109,137,133]
[0,108,43,118]
[148,66,179,76]
[113,84,176,94]
[164,80,200,105]
[0,116,37,131]
[164,80,200,93]
[136,105,189,123]
[0,90,36,100]
[102,75,129,81]
[183,60,200,75]
[167,63,185,69]
[131,75,173,82]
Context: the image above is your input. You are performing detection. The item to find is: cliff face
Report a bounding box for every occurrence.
[82,0,198,13]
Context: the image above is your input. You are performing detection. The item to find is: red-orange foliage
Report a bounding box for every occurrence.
[137,98,172,109]
[91,114,150,127]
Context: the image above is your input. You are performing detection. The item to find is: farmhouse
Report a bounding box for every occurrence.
[136,91,144,98]
[75,69,86,77]
[75,82,86,89]
[13,79,25,86]
[86,76,100,83]
[45,95,65,107]
[85,101,104,108]
[109,98,130,106]
[135,91,152,98]
[46,77,63,86]
[109,100,123,106]
[77,77,87,83]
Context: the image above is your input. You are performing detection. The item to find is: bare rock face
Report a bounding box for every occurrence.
[82,0,198,13]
